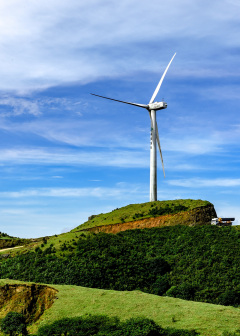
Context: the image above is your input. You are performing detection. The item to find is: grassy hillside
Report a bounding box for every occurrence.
[72,199,211,231]
[1,199,213,258]
[1,225,240,308]
[0,279,239,336]
[0,231,31,251]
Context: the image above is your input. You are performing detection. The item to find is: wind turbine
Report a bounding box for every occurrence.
[91,53,176,202]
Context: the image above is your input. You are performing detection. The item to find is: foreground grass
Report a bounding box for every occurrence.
[0,279,239,336]
[72,199,211,231]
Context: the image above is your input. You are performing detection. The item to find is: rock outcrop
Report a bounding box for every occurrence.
[86,204,217,234]
[0,284,57,322]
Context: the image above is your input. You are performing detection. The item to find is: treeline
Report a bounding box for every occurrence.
[37,315,198,336]
[0,238,26,250]
[0,225,240,306]
[131,204,188,220]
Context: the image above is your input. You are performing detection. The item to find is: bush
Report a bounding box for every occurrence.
[222,331,240,336]
[37,315,119,336]
[166,284,196,301]
[151,275,170,295]
[218,290,240,307]
[36,315,199,336]
[117,317,161,336]
[1,312,27,336]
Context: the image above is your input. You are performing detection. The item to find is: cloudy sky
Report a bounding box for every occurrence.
[1,0,240,238]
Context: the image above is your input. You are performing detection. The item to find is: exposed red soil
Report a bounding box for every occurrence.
[86,205,217,234]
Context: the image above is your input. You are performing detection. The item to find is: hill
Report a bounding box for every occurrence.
[72,199,216,233]
[0,231,31,251]
[0,279,239,336]
[1,224,240,308]
[0,199,239,335]
[0,199,216,258]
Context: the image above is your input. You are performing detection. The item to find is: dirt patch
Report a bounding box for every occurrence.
[86,204,217,234]
[0,246,23,253]
[0,284,58,323]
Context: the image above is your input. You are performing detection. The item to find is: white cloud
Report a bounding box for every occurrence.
[0,147,149,168]
[0,184,146,199]
[0,97,40,116]
[168,178,240,188]
[0,96,81,117]
[164,137,223,155]
[0,1,240,92]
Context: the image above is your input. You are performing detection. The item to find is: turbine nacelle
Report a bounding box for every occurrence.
[148,101,167,111]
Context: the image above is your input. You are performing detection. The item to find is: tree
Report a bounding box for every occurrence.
[1,312,27,336]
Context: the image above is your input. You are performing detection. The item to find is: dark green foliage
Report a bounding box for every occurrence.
[1,225,240,306]
[0,237,28,249]
[1,312,27,336]
[218,290,240,307]
[163,329,199,336]
[148,204,188,217]
[36,315,199,336]
[115,317,161,336]
[151,275,170,296]
[166,283,197,301]
[37,315,120,336]
[222,332,240,336]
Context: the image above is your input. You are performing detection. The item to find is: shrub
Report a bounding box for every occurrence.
[222,331,240,336]
[151,275,170,295]
[218,290,240,307]
[1,312,27,336]
[117,317,161,336]
[166,284,196,301]
[36,315,199,336]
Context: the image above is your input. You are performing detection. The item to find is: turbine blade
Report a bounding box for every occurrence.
[156,122,166,178]
[149,53,176,104]
[91,93,148,109]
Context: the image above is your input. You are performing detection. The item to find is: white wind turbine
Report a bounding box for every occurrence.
[91,53,176,202]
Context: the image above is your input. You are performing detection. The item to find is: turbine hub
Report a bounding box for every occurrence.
[148,101,167,111]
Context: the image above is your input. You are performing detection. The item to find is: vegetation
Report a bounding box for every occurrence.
[0,279,239,336]
[0,312,27,336]
[0,232,31,252]
[36,315,199,336]
[0,232,13,240]
[0,225,240,307]
[73,199,211,231]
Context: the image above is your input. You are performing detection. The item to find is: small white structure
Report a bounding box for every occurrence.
[211,217,235,226]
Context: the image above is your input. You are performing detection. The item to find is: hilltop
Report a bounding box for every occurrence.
[0,199,216,258]
[72,199,216,233]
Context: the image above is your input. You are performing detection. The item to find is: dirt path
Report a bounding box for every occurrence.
[0,245,23,252]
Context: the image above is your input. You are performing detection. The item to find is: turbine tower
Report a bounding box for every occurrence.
[91,53,176,202]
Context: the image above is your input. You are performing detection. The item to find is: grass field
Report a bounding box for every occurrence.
[0,279,239,336]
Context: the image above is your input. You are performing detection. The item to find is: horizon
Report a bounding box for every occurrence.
[1,1,240,238]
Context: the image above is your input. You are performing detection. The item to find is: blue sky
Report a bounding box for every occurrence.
[1,0,240,238]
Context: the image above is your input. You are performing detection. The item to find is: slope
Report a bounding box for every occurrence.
[0,279,239,336]
[72,199,215,232]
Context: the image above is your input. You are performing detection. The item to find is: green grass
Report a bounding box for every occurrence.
[72,199,211,231]
[0,232,88,257]
[0,199,212,257]
[4,199,210,257]
[0,279,239,336]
